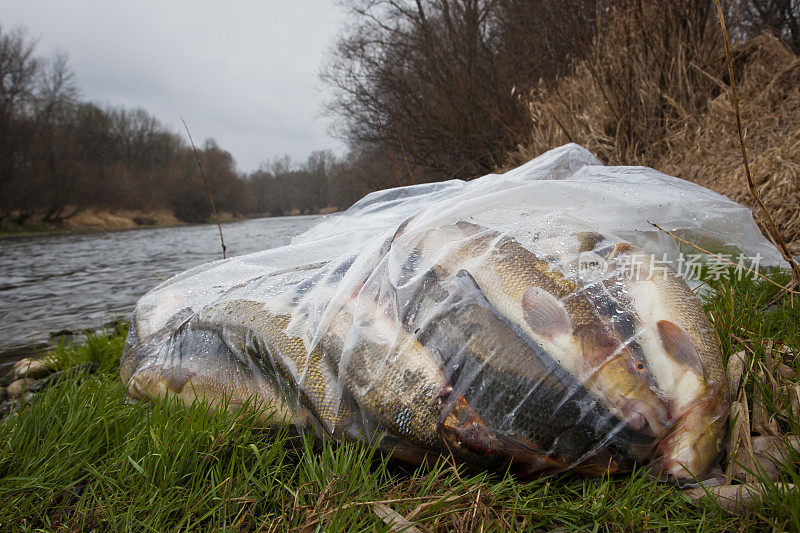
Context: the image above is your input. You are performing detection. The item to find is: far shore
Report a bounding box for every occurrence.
[0,207,335,239]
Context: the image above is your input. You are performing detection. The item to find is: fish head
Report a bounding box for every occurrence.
[650,383,728,482]
[645,321,729,482]
[578,324,671,437]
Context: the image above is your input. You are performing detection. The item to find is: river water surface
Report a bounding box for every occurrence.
[0,216,320,355]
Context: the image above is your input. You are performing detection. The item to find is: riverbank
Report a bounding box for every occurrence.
[0,208,184,239]
[1,269,798,530]
[0,206,339,240]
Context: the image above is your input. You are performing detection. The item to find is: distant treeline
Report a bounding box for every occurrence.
[0,25,393,225]
[2,1,798,225]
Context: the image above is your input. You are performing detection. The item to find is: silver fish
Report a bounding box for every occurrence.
[602,243,729,481]
[395,221,670,437]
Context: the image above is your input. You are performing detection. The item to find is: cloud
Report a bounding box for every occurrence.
[1,0,346,172]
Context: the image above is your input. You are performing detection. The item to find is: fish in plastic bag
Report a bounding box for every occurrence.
[121,144,782,482]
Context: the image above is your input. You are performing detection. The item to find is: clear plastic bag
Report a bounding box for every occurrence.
[121,144,781,481]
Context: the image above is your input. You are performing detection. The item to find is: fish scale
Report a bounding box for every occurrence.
[602,244,729,480]
[201,296,494,453]
[122,324,308,427]
[320,306,450,449]
[195,300,347,432]
[494,235,598,329]
[403,221,669,437]
[404,270,657,470]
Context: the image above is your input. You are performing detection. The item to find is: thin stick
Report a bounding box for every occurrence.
[649,221,800,294]
[388,97,415,184]
[713,1,800,293]
[180,116,227,259]
[764,278,799,308]
[373,101,403,187]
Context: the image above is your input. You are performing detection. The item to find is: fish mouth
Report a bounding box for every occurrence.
[620,398,672,437]
[648,388,728,481]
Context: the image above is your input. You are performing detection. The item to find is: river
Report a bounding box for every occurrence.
[0,216,320,358]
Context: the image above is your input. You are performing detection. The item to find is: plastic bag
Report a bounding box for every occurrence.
[121,144,780,481]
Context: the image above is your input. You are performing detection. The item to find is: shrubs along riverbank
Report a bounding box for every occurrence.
[1,270,799,530]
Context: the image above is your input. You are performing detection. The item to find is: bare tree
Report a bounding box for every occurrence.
[323,0,532,180]
[322,0,605,183]
[0,25,39,221]
[733,0,800,53]
[303,150,336,210]
[32,51,80,222]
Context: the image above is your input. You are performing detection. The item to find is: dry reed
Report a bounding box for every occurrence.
[509,8,800,252]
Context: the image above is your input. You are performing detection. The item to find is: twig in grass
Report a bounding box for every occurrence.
[373,502,422,533]
[765,278,799,308]
[180,116,227,259]
[713,1,800,294]
[649,221,800,295]
[441,440,464,484]
[691,278,710,294]
[470,486,482,523]
[298,494,443,531]
[289,481,312,525]
[299,486,481,531]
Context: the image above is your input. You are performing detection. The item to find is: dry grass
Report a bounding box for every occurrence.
[61,208,181,231]
[509,32,800,251]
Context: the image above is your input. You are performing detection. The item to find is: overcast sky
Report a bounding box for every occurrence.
[1,0,347,173]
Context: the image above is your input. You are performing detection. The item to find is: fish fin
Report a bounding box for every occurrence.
[399,268,443,327]
[582,326,621,364]
[391,215,415,242]
[575,231,605,252]
[127,364,194,400]
[657,320,705,378]
[454,220,488,235]
[608,242,635,259]
[161,366,196,393]
[522,287,572,337]
[601,242,637,261]
[454,269,482,291]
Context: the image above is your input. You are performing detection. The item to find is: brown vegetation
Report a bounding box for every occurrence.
[510,28,800,248]
[60,209,180,231]
[323,0,799,251]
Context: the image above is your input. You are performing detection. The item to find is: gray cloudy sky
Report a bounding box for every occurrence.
[1,0,347,172]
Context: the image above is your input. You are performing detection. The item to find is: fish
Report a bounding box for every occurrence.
[400,268,659,474]
[122,317,309,428]
[395,221,670,438]
[120,217,726,482]
[316,291,518,462]
[122,290,506,464]
[601,243,729,481]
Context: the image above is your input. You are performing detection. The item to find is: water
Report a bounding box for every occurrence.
[0,216,320,354]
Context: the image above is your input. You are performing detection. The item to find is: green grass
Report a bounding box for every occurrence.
[0,225,64,239]
[1,271,798,532]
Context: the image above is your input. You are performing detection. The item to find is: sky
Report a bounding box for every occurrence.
[1,0,348,173]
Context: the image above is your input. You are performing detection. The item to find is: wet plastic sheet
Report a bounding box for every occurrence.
[121,144,781,481]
